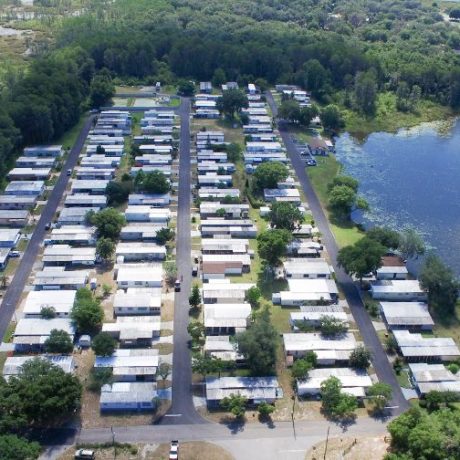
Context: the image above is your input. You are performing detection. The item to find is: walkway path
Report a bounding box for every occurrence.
[266,92,409,414]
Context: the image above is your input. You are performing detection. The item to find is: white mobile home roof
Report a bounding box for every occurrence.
[201,238,249,254]
[100,382,157,407]
[0,228,21,243]
[8,168,52,179]
[58,207,102,224]
[371,280,425,296]
[71,180,109,193]
[14,317,75,337]
[206,376,283,401]
[3,355,75,379]
[102,316,161,339]
[120,223,165,240]
[64,194,107,208]
[409,363,460,394]
[5,181,44,195]
[23,290,76,316]
[297,368,372,397]
[116,264,163,284]
[283,332,356,353]
[33,267,89,289]
[204,303,252,329]
[283,259,333,277]
[95,348,159,368]
[113,288,162,310]
[287,278,338,295]
[393,330,460,359]
[42,245,96,264]
[49,226,96,244]
[380,302,434,328]
[115,242,166,259]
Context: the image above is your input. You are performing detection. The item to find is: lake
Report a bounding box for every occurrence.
[334,119,460,275]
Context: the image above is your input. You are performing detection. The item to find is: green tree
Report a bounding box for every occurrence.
[321,105,344,132]
[328,185,357,215]
[189,284,202,309]
[337,237,386,282]
[236,308,278,375]
[354,71,377,116]
[419,252,459,316]
[220,393,247,418]
[366,227,400,250]
[137,170,170,194]
[258,401,275,418]
[320,376,357,419]
[87,367,113,392]
[291,358,313,380]
[253,161,289,190]
[367,382,392,413]
[328,175,359,193]
[246,286,261,308]
[40,306,56,319]
[187,321,205,343]
[105,180,132,207]
[1,358,82,429]
[44,329,74,354]
[319,315,348,336]
[96,237,115,262]
[216,89,248,119]
[212,68,226,87]
[90,208,126,240]
[270,202,304,232]
[398,228,425,260]
[71,288,104,334]
[177,79,195,96]
[349,345,372,369]
[164,260,177,286]
[0,435,41,460]
[157,362,171,381]
[156,227,175,245]
[89,71,115,108]
[91,332,116,356]
[257,229,292,268]
[192,354,217,379]
[278,99,301,122]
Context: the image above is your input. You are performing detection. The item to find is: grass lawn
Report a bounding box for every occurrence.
[55,114,87,150]
[169,97,181,107]
[307,155,364,247]
[342,92,454,139]
[2,322,16,342]
[396,369,412,389]
[152,441,234,460]
[431,303,460,344]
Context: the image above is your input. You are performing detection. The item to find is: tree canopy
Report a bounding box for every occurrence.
[91,332,117,356]
[270,202,304,232]
[44,329,74,354]
[71,288,104,334]
[257,229,292,267]
[0,435,41,460]
[366,227,400,250]
[236,308,278,375]
[320,376,358,419]
[398,228,426,260]
[89,208,126,240]
[419,253,459,316]
[253,161,289,191]
[135,170,170,194]
[0,358,82,431]
[337,236,386,281]
[216,89,248,119]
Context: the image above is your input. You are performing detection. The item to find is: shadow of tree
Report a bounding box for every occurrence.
[219,415,246,434]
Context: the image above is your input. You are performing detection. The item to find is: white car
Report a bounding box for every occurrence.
[169,440,179,460]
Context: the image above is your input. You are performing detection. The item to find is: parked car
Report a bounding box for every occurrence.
[45,222,52,230]
[67,169,72,176]
[9,251,20,258]
[74,449,95,460]
[169,440,179,460]
[192,265,198,276]
[174,280,181,292]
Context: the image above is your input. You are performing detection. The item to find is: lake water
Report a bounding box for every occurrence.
[334,119,460,275]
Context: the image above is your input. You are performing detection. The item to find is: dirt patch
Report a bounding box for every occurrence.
[153,441,234,460]
[59,443,158,460]
[153,343,173,355]
[306,435,389,460]
[161,298,174,322]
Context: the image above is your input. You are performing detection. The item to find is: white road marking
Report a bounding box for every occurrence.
[164,414,182,417]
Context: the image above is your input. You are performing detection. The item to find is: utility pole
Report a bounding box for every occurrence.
[324,425,330,460]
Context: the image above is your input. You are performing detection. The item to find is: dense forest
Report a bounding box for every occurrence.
[1,0,460,170]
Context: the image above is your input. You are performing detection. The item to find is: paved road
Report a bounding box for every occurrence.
[266,93,409,415]
[75,416,389,460]
[160,98,206,425]
[0,115,95,342]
